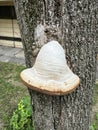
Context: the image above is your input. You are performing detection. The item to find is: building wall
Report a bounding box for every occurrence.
[0,19,22,48]
[0,2,22,48]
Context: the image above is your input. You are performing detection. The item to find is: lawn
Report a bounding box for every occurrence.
[91,83,98,130]
[0,62,29,129]
[0,62,98,130]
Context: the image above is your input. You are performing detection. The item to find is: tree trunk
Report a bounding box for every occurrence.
[14,0,97,130]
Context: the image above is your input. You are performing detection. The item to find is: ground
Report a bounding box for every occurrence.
[0,62,29,129]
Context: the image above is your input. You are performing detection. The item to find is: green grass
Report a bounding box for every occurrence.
[90,113,98,130]
[0,62,29,129]
[93,84,98,105]
[91,84,98,130]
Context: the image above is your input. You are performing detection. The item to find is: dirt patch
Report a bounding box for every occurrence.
[8,79,25,88]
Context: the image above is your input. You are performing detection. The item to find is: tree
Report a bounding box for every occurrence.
[13,0,97,130]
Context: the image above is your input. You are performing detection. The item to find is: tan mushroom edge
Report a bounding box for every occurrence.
[20,70,80,96]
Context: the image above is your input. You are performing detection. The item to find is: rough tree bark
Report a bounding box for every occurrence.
[14,0,97,130]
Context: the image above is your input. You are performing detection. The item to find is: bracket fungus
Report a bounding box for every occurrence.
[20,40,80,95]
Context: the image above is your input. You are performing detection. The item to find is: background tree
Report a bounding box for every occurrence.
[13,0,97,130]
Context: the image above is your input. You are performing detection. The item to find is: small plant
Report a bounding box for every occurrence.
[90,125,95,130]
[90,112,98,130]
[9,96,33,130]
[96,113,98,120]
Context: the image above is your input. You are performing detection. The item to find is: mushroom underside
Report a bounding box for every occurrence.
[20,68,80,95]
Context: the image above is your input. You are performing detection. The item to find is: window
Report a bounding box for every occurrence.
[0,6,16,19]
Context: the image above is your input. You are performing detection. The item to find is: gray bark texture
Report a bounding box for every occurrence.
[14,0,98,130]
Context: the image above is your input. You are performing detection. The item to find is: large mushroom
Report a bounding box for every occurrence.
[20,40,80,95]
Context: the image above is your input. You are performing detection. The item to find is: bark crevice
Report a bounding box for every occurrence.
[51,97,56,130]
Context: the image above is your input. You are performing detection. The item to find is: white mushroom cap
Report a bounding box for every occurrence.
[20,40,80,95]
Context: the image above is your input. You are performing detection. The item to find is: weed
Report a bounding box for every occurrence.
[9,96,33,130]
